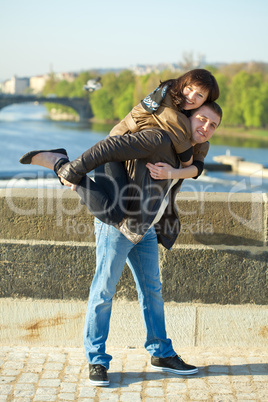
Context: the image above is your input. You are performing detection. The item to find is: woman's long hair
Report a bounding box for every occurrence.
[160,69,220,110]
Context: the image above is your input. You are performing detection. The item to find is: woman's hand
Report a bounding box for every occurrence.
[59,176,77,191]
[146,162,175,180]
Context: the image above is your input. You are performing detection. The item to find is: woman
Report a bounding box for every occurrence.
[20,69,220,227]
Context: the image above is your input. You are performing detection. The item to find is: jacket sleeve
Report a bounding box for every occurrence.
[191,142,210,178]
[57,129,168,184]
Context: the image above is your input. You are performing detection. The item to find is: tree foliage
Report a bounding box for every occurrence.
[221,71,268,128]
[42,63,268,129]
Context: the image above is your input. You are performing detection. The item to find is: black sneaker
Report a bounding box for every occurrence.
[151,354,198,375]
[89,364,110,386]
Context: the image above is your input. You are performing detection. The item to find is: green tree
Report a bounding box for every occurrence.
[90,72,118,120]
[214,73,228,106]
[91,89,114,120]
[223,71,267,128]
[242,81,268,128]
[223,71,254,126]
[42,73,59,96]
[115,84,135,120]
[113,70,135,119]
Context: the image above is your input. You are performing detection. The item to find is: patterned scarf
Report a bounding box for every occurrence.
[141,85,169,114]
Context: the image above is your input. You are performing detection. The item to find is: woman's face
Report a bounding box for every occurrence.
[182,84,209,110]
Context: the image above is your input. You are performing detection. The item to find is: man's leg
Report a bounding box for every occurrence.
[126,226,175,358]
[127,226,198,375]
[84,219,135,371]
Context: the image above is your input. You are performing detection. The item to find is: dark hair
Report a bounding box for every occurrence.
[160,69,220,110]
[193,101,223,125]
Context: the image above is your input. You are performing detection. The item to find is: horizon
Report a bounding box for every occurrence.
[1,59,268,84]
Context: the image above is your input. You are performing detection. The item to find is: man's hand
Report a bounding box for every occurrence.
[146,162,175,180]
[59,176,77,191]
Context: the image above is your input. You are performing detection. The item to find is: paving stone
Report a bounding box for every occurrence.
[41,371,60,379]
[57,393,75,401]
[78,387,97,397]
[0,376,16,384]
[3,361,24,370]
[120,393,141,402]
[35,387,57,396]
[18,373,39,384]
[13,388,35,397]
[145,386,165,397]
[33,395,57,402]
[60,382,77,392]
[38,379,61,387]
[44,363,64,371]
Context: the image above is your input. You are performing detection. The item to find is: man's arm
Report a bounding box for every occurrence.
[57,129,169,184]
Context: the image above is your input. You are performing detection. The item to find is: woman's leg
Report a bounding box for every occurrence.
[76,162,129,225]
[21,149,129,225]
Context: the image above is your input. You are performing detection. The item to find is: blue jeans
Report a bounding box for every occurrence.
[84,219,175,369]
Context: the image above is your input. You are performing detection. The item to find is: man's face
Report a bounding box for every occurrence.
[190,105,220,145]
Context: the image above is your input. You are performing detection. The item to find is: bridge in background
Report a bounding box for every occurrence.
[0,94,93,121]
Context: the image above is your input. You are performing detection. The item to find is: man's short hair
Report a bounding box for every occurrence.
[192,101,223,126]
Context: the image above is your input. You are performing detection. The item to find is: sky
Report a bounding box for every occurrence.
[1,0,268,82]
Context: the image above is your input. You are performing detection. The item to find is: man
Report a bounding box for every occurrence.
[20,102,222,386]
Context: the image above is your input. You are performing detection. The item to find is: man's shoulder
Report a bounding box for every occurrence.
[193,141,209,159]
[133,127,172,144]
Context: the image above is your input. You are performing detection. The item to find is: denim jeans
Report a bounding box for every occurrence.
[76,162,129,225]
[84,218,175,369]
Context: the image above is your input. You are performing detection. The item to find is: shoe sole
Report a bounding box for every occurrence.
[89,379,110,387]
[19,148,68,164]
[151,364,198,375]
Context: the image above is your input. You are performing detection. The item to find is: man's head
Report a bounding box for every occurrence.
[189,102,222,145]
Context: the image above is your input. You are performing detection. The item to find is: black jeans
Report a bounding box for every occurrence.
[76,162,128,225]
[54,159,129,225]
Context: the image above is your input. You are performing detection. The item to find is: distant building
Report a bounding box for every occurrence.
[30,74,50,94]
[129,63,182,76]
[2,76,29,94]
[55,72,77,82]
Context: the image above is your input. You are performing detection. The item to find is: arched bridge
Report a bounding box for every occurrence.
[0,94,93,122]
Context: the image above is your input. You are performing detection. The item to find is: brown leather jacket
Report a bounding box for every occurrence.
[110,92,193,154]
[57,128,208,249]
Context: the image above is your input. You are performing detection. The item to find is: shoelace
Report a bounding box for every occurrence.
[166,355,184,363]
[91,365,106,375]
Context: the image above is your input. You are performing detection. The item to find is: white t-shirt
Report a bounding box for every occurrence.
[150,178,178,227]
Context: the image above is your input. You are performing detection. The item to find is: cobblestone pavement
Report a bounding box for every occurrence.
[0,346,267,401]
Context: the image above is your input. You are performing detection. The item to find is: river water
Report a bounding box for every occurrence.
[0,103,268,193]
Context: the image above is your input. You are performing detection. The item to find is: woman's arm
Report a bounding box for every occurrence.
[146,142,209,180]
[180,154,193,168]
[146,162,198,180]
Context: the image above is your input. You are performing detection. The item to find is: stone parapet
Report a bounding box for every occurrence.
[0,189,267,304]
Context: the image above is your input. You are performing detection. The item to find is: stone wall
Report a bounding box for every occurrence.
[0,189,267,304]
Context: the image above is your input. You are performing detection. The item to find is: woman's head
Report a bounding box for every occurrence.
[161,69,220,110]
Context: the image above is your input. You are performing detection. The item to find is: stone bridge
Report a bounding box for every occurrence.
[0,94,93,121]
